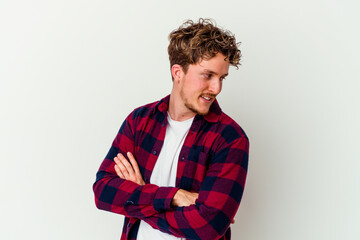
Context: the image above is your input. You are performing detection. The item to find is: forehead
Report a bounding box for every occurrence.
[192,53,229,75]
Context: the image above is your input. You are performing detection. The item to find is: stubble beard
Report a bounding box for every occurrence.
[185,101,207,116]
[180,88,208,116]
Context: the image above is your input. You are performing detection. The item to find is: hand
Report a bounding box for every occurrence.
[172,189,235,224]
[171,189,199,207]
[114,152,145,185]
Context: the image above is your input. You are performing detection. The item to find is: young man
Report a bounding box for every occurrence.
[93,19,249,240]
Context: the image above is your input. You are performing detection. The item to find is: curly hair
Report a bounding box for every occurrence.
[168,18,241,75]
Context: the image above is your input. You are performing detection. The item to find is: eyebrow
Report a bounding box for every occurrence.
[203,69,228,77]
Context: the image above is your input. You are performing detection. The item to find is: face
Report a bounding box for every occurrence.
[178,53,230,116]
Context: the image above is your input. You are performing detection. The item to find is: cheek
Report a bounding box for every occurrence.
[182,75,207,96]
[192,79,207,92]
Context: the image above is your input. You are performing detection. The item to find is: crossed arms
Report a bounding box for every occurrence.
[114,152,199,208]
[93,113,249,239]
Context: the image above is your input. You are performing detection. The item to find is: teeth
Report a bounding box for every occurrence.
[202,96,211,100]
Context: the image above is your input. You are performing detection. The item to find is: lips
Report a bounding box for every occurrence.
[202,96,211,101]
[200,94,215,103]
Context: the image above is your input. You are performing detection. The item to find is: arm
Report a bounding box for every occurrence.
[114,136,248,240]
[142,136,249,240]
[113,152,199,208]
[92,113,179,218]
[94,112,248,239]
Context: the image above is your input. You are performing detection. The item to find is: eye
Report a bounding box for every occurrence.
[203,74,212,79]
[220,76,226,81]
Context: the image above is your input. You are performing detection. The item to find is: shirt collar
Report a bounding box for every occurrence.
[155,94,222,123]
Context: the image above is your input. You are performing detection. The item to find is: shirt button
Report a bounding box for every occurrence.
[181,156,185,160]
[153,150,157,155]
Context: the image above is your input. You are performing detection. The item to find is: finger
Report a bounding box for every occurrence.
[116,157,130,179]
[127,152,141,175]
[114,165,125,178]
[114,156,121,165]
[114,157,127,175]
[118,153,135,176]
[190,192,199,199]
[127,152,145,185]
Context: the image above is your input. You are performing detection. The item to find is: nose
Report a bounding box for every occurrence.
[208,78,222,95]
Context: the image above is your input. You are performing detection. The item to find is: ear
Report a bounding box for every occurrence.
[171,64,184,83]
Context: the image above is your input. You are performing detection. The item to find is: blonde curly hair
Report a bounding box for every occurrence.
[168,18,241,75]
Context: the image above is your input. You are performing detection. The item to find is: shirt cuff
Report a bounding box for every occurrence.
[153,186,179,212]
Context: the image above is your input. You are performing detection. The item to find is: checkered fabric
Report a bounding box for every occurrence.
[93,95,249,240]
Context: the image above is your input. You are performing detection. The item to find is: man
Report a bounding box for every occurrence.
[93,19,249,240]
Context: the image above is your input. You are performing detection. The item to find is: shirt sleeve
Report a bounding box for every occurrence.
[92,113,179,218]
[141,136,249,240]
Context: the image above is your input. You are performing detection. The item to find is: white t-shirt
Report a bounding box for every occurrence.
[136,112,194,240]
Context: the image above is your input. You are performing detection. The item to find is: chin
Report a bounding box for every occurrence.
[190,106,209,116]
[197,111,208,116]
[185,100,210,116]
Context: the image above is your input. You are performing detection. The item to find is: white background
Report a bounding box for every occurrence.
[1,0,359,239]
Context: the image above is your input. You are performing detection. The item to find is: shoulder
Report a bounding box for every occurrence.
[129,100,159,120]
[217,112,248,142]
[119,100,160,135]
[210,111,249,154]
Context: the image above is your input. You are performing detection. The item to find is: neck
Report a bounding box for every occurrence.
[168,88,196,121]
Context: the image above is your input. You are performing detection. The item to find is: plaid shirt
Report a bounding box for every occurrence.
[93,95,249,240]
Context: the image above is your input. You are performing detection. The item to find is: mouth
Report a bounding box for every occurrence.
[200,94,216,103]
